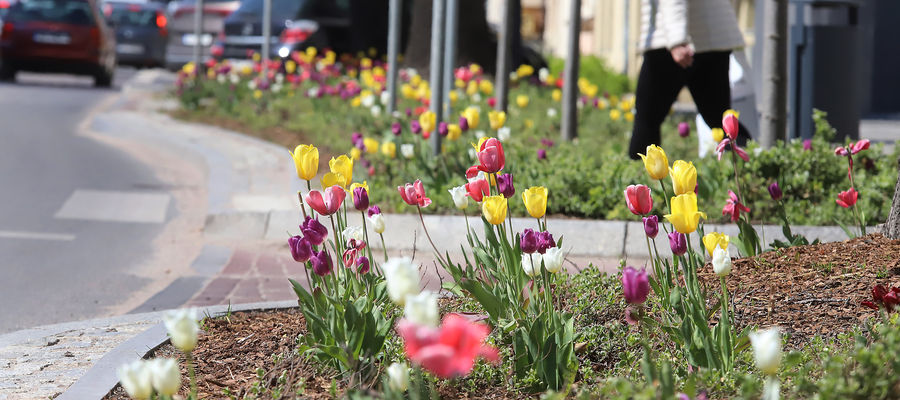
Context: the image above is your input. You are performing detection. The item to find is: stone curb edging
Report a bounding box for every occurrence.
[56,300,297,400]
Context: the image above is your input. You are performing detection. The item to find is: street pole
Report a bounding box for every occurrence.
[759,0,787,147]
[429,0,445,156]
[493,0,511,112]
[561,0,581,140]
[442,0,458,120]
[261,0,272,76]
[386,0,402,114]
[192,0,204,71]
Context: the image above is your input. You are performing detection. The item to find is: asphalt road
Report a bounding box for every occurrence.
[0,68,176,333]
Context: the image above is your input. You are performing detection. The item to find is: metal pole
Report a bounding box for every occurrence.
[192,0,204,70]
[561,0,581,140]
[386,0,402,114]
[443,0,459,119]
[493,0,511,112]
[623,0,629,74]
[261,0,272,75]
[429,0,446,156]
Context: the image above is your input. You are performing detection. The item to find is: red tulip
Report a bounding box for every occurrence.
[305,186,346,215]
[862,284,900,311]
[465,165,481,180]
[722,190,750,222]
[465,179,490,202]
[850,139,870,155]
[396,314,499,379]
[624,184,653,215]
[477,138,505,173]
[398,179,432,207]
[836,188,858,208]
[723,112,739,141]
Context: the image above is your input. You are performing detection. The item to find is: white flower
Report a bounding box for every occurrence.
[547,108,558,118]
[468,148,477,160]
[315,61,326,71]
[148,358,181,396]
[404,290,439,327]
[368,213,385,234]
[307,87,319,98]
[370,105,382,117]
[247,80,257,90]
[538,67,550,82]
[216,74,226,84]
[542,247,564,273]
[342,225,364,242]
[497,127,511,141]
[392,110,403,119]
[509,71,518,80]
[400,143,415,159]
[576,99,584,109]
[229,73,240,84]
[749,327,782,375]
[361,94,375,108]
[712,247,732,277]
[386,362,410,392]
[275,73,284,83]
[380,91,391,105]
[448,186,469,210]
[474,129,486,139]
[405,67,418,77]
[383,257,420,306]
[117,360,153,400]
[472,93,482,102]
[521,253,541,277]
[162,308,199,352]
[271,83,283,93]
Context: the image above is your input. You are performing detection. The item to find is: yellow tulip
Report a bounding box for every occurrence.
[306,46,317,59]
[522,186,548,218]
[329,155,353,187]
[488,110,506,130]
[609,109,621,121]
[625,112,635,122]
[552,89,562,102]
[381,141,397,158]
[638,144,669,180]
[285,60,297,74]
[290,144,319,181]
[322,172,346,188]
[351,96,362,107]
[482,195,508,225]
[253,90,263,99]
[711,128,725,142]
[181,62,195,75]
[546,75,556,86]
[524,119,534,129]
[461,106,480,129]
[609,95,619,107]
[670,160,697,195]
[401,84,416,99]
[702,232,730,257]
[449,90,458,104]
[447,124,462,141]
[516,64,534,78]
[472,136,490,152]
[479,79,493,95]
[349,147,361,161]
[516,95,529,108]
[466,80,478,96]
[364,138,379,154]
[455,78,465,88]
[469,64,482,74]
[410,74,422,87]
[361,57,373,69]
[583,84,598,99]
[597,98,609,110]
[664,193,707,234]
[252,52,261,62]
[419,111,436,134]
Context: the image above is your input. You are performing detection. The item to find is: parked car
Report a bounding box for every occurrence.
[0,0,116,86]
[103,0,167,67]
[164,0,237,70]
[212,0,350,62]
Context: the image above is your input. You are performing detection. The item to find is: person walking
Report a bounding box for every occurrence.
[628,0,752,159]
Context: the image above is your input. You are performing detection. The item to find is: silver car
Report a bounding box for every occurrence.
[163,0,237,70]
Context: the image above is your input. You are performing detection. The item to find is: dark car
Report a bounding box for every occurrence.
[212,0,350,61]
[163,0,238,70]
[0,0,116,86]
[104,1,167,67]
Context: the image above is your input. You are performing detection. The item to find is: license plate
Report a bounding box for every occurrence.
[33,32,71,45]
[181,33,212,46]
[116,43,144,54]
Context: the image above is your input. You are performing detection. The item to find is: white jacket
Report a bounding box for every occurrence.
[639,0,745,53]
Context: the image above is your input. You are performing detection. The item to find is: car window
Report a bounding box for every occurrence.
[108,7,156,27]
[234,0,304,18]
[8,0,96,25]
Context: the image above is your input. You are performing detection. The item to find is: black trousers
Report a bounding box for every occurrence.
[628,49,751,159]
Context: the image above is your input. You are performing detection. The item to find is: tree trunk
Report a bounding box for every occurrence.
[404,0,496,74]
[758,0,788,148]
[882,157,900,239]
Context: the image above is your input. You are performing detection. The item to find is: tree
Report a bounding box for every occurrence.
[882,159,900,239]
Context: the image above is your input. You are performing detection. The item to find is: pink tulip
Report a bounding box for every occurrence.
[722,190,750,222]
[477,138,505,173]
[396,314,499,379]
[850,139,870,154]
[836,188,858,208]
[722,113,739,141]
[398,179,432,207]
[624,184,653,215]
[305,186,346,215]
[465,179,490,202]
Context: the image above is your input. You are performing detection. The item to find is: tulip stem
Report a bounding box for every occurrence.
[417,206,441,255]
[306,180,316,218]
[360,211,379,275]
[185,352,198,398]
[330,216,343,284]
[464,210,471,235]
[379,233,388,262]
[297,191,308,220]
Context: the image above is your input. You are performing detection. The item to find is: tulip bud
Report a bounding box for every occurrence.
[712,247,732,277]
[642,215,658,238]
[438,121,449,137]
[118,360,153,400]
[383,257,420,306]
[624,184,653,215]
[148,358,181,396]
[311,249,333,276]
[404,290,439,327]
[288,235,313,263]
[410,120,422,134]
[768,182,783,201]
[668,232,687,256]
[749,328,782,375]
[386,362,410,392]
[542,247,564,273]
[520,229,538,253]
[722,110,739,141]
[497,173,515,198]
[678,121,690,137]
[459,116,469,131]
[803,139,812,151]
[391,121,402,136]
[537,148,547,160]
[448,186,469,210]
[162,308,199,353]
[368,213,385,234]
[356,256,370,274]
[353,186,369,211]
[621,266,650,304]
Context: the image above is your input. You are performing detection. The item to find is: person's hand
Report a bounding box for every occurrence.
[670,45,694,68]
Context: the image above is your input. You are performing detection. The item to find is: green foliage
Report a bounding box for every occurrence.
[547,54,634,94]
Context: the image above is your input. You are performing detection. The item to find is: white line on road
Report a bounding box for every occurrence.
[0,230,76,241]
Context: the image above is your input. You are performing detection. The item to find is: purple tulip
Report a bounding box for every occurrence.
[497,173,515,198]
[367,205,382,217]
[410,120,422,135]
[353,186,369,211]
[356,256,370,274]
[678,122,690,138]
[520,229,538,254]
[459,116,469,131]
[300,216,328,246]
[391,122,402,136]
[803,139,812,151]
[768,181,783,201]
[540,138,555,148]
[288,235,313,262]
[642,215,658,239]
[668,232,687,256]
[537,231,555,254]
[405,107,412,117]
[621,266,650,304]
[438,121,449,137]
[537,148,547,160]
[311,249,333,276]
[351,132,363,145]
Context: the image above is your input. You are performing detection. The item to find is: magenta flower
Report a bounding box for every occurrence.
[305,186,346,215]
[398,179,432,207]
[768,182,783,201]
[803,139,812,151]
[396,314,500,379]
[410,120,422,135]
[678,122,690,138]
[353,186,369,211]
[537,231,555,254]
[311,249,333,276]
[497,173,515,198]
[669,232,687,256]
[356,256,370,274]
[834,139,870,156]
[643,215,659,238]
[288,235,312,262]
[537,148,547,160]
[716,138,749,162]
[520,229,538,253]
[621,266,650,304]
[391,122,402,136]
[367,205,382,217]
[300,216,328,246]
[459,116,469,131]
[438,121,449,137]
[722,190,750,222]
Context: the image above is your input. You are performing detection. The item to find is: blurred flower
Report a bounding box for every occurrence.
[768,182,783,201]
[609,109,621,120]
[543,247,564,273]
[288,235,313,262]
[384,257,420,306]
[552,89,562,102]
[520,229,538,253]
[836,188,858,208]
[462,106,480,129]
[643,215,659,238]
[300,216,328,246]
[438,121,449,137]
[465,179,490,202]
[459,116,469,131]
[702,232,730,257]
[305,185,346,215]
[398,180,432,207]
[400,143,415,159]
[638,145,669,180]
[488,110,506,130]
[290,144,319,181]
[834,139,870,156]
[678,122,690,137]
[117,360,153,400]
[386,362,410,392]
[670,160,697,195]
[449,186,469,210]
[311,249,333,276]
[516,64,534,78]
[382,141,397,159]
[749,328,782,375]
[447,123,462,140]
[862,284,900,311]
[419,111,436,134]
[516,94,529,108]
[497,126,511,141]
[147,358,181,396]
[624,184,653,215]
[665,193,706,234]
[547,108,558,118]
[711,128,725,142]
[669,232,687,256]
[522,186,548,219]
[497,173,515,198]
[404,290,439,327]
[712,247,732,276]
[479,79,493,94]
[163,308,199,352]
[622,266,650,304]
[396,314,499,379]
[537,148,547,160]
[391,121,402,135]
[803,139,812,151]
[722,190,750,222]
[410,120,422,134]
[363,138,379,154]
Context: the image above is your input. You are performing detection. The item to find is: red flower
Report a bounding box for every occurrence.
[398,179,432,208]
[305,186,346,215]
[397,314,500,379]
[487,97,496,107]
[716,138,750,162]
[835,188,858,208]
[477,138,505,173]
[722,190,750,222]
[465,165,481,180]
[624,184,653,215]
[722,113,739,141]
[465,179,490,202]
[835,139,871,157]
[862,284,900,311]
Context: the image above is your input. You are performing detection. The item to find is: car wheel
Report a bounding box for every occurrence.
[0,63,16,82]
[94,68,113,88]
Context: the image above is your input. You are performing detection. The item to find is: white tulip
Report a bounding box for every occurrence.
[386,362,410,392]
[404,290,439,327]
[368,213,385,234]
[749,327,782,375]
[392,110,403,119]
[712,247,732,277]
[162,308,199,352]
[400,144,415,159]
[275,73,284,83]
[117,360,153,400]
[370,105,382,117]
[383,257,420,306]
[148,358,181,396]
[474,129,486,139]
[247,80,257,90]
[342,225,364,242]
[307,87,319,98]
[497,127,511,141]
[229,73,239,84]
[448,186,469,210]
[271,83,282,93]
[380,91,391,106]
[538,67,550,82]
[361,94,375,108]
[521,253,541,277]
[542,247,564,273]
[547,108,558,118]
[472,93,482,102]
[216,74,226,84]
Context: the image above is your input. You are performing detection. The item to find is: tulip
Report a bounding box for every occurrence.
[520,229,538,253]
[162,308,199,352]
[386,362,410,392]
[400,143,415,159]
[404,290,439,327]
[712,247,732,277]
[836,188,858,208]
[522,186,548,218]
[477,137,505,173]
[803,139,812,151]
[419,111,436,134]
[384,257,420,306]
[516,94,529,108]
[711,128,725,142]
[398,179,432,208]
[543,247,564,273]
[382,141,397,159]
[702,232,730,257]
[326,155,353,187]
[621,266,650,304]
[448,186,469,210]
[488,110,506,130]
[342,225,364,242]
[356,256,370,274]
[438,121,449,137]
[624,184,653,215]
[715,138,750,162]
[364,137,379,154]
[722,109,740,141]
[670,160,697,196]
[300,216,328,246]
[305,185,346,215]
[722,190,750,222]
[458,116,470,132]
[290,144,319,181]
[668,232,687,256]
[288,235,313,262]
[521,252,541,277]
[118,360,153,400]
[148,358,181,396]
[311,249,333,276]
[537,231,556,254]
[447,123,462,141]
[537,148,547,160]
[391,121,402,135]
[664,193,707,234]
[749,328,782,375]
[367,205,381,217]
[768,181,783,201]
[481,196,507,225]
[368,212,385,234]
[497,126,511,141]
[461,106,480,129]
[396,314,499,379]
[643,215,658,238]
[497,173,515,198]
[862,284,900,311]
[410,120,422,134]
[465,179,490,202]
[678,122,690,138]
[352,186,369,211]
[638,144,669,180]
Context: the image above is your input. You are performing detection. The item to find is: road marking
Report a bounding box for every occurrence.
[54,190,170,224]
[0,230,76,241]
